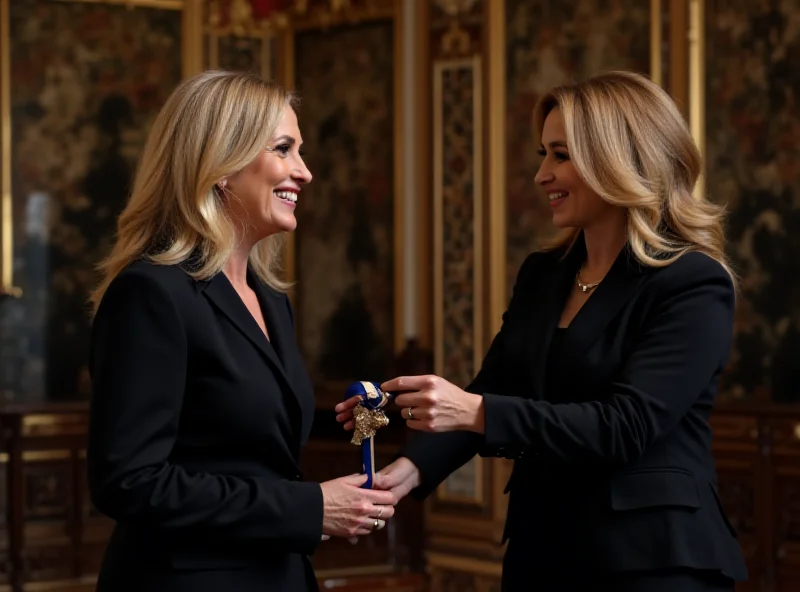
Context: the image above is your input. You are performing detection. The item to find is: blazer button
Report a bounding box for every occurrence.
[295,474,301,480]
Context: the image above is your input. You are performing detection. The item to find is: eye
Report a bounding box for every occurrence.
[554,151,569,162]
[536,148,546,157]
[274,143,291,157]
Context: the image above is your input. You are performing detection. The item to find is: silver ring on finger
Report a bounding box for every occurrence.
[377,506,384,518]
[373,519,379,529]
[405,407,414,420]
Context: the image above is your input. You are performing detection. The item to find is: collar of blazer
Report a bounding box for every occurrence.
[527,239,649,396]
[199,268,297,399]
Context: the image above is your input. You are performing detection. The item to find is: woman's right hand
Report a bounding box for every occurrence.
[320,474,398,538]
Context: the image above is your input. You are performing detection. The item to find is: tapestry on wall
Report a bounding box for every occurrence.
[706,0,800,402]
[0,1,182,401]
[292,20,395,387]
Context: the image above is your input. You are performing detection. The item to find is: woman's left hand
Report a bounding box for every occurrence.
[381,375,485,434]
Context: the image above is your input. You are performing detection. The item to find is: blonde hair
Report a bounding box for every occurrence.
[533,70,735,285]
[90,70,296,313]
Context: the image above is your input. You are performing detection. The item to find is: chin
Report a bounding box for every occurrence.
[551,215,574,229]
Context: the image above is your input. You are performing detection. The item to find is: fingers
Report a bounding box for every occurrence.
[369,503,395,520]
[364,487,398,506]
[381,375,437,394]
[394,392,427,408]
[335,412,355,426]
[334,397,361,414]
[341,473,369,486]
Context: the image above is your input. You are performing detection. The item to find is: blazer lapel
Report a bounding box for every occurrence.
[566,244,647,358]
[201,272,295,396]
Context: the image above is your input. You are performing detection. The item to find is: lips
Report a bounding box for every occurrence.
[548,190,568,207]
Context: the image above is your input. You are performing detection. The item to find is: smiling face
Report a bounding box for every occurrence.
[223,106,312,242]
[535,107,620,230]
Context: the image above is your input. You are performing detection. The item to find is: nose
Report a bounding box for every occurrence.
[293,160,312,185]
[534,160,554,186]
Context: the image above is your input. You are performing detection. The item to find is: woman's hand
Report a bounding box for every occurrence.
[382,375,485,433]
[334,396,360,431]
[374,457,421,500]
[319,474,397,538]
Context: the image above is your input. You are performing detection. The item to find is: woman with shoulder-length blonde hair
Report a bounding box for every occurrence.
[338,71,748,590]
[87,70,397,592]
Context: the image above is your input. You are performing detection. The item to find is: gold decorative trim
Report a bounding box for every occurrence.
[486,0,505,339]
[51,0,183,8]
[415,0,432,349]
[0,0,19,298]
[669,0,689,117]
[290,3,395,32]
[393,0,405,353]
[688,0,705,198]
[0,450,72,463]
[181,0,204,78]
[650,0,662,86]
[276,27,296,292]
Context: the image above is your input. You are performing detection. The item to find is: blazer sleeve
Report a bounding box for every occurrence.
[399,254,540,499]
[87,268,323,554]
[481,255,735,467]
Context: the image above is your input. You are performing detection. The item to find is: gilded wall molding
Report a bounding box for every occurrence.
[688,0,705,198]
[0,0,19,298]
[52,0,183,8]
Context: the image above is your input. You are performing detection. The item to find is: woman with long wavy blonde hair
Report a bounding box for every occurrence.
[87,70,397,592]
[338,71,747,591]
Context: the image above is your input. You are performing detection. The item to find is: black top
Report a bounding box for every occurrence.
[544,327,568,404]
[87,260,322,592]
[400,242,748,582]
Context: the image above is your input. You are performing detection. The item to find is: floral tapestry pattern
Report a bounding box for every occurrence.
[439,64,477,389]
[706,0,800,402]
[292,21,395,385]
[0,2,182,401]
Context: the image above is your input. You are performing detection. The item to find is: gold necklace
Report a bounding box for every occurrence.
[576,267,601,293]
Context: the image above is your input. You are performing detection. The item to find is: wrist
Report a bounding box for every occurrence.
[464,393,486,433]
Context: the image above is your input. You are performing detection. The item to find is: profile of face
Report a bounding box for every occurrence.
[535,108,619,230]
[222,106,312,242]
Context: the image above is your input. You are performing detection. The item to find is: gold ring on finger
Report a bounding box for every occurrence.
[406,407,414,420]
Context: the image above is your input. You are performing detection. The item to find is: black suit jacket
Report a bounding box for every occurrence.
[401,242,748,581]
[88,260,323,592]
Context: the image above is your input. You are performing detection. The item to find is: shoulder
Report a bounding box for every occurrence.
[645,251,735,309]
[100,260,195,315]
[517,247,566,279]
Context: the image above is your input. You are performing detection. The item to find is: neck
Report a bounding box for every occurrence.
[581,215,628,278]
[223,244,252,290]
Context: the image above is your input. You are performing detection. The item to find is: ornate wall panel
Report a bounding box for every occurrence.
[433,58,482,395]
[504,0,652,293]
[287,17,397,393]
[0,0,186,402]
[432,53,486,513]
[703,0,800,403]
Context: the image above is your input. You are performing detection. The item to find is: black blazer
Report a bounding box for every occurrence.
[401,242,748,581]
[87,260,323,592]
